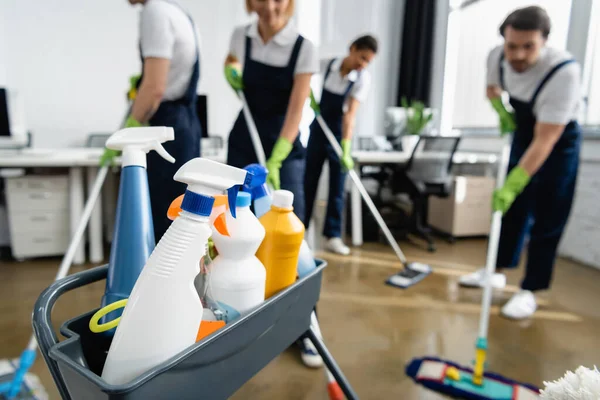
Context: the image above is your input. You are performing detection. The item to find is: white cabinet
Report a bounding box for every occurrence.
[5,175,70,259]
[428,176,495,237]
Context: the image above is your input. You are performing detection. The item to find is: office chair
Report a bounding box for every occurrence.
[390,135,461,252]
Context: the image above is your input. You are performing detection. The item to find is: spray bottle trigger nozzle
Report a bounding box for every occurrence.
[154,141,175,163]
[227,186,238,218]
[227,171,253,218]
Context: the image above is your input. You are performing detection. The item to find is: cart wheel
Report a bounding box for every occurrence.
[448,236,456,244]
[427,244,436,253]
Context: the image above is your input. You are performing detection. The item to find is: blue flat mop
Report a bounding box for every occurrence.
[406,136,540,399]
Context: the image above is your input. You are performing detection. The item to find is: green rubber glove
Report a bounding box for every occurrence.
[490,97,516,136]
[100,149,120,167]
[208,236,218,259]
[224,64,244,91]
[266,138,293,190]
[127,74,141,101]
[125,115,144,128]
[340,138,354,172]
[492,166,531,214]
[309,89,320,114]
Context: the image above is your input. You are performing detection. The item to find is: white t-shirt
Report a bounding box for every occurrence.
[228,21,319,76]
[140,0,200,101]
[486,45,581,125]
[320,58,371,111]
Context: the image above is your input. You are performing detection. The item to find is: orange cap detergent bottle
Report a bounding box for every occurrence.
[256,190,305,299]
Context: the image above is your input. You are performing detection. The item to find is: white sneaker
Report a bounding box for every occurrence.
[299,338,324,368]
[325,237,350,256]
[501,290,537,320]
[458,268,506,289]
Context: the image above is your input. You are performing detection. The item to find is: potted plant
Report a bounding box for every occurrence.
[400,97,434,154]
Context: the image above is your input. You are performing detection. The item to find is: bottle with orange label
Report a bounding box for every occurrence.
[256,190,305,298]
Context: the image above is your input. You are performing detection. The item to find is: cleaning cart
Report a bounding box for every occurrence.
[32,260,358,400]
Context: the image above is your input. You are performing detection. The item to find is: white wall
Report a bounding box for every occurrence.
[318,0,404,140]
[584,1,600,125]
[2,1,140,147]
[0,0,323,148]
[0,6,7,87]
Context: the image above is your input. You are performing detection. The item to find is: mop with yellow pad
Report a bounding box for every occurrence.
[406,136,540,399]
[309,90,431,288]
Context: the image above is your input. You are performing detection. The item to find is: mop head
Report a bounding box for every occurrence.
[540,365,600,399]
[385,262,432,289]
[0,359,47,400]
[406,357,540,399]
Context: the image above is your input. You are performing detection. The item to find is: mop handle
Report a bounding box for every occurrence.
[25,165,109,353]
[477,136,511,339]
[30,165,107,349]
[238,90,267,167]
[316,115,408,265]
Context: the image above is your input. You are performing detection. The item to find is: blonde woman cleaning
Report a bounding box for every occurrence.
[224,0,321,368]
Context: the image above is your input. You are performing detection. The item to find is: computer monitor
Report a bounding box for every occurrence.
[0,89,10,138]
[0,88,29,149]
[196,94,209,138]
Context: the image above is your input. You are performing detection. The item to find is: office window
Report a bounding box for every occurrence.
[584,3,600,125]
[452,0,573,129]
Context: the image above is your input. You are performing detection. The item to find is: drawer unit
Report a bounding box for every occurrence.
[11,210,70,234]
[11,232,69,258]
[4,174,71,259]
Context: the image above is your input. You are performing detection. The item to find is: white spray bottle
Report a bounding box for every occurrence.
[101,158,250,386]
[210,192,266,322]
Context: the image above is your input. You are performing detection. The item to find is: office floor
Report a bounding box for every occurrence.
[1,235,599,399]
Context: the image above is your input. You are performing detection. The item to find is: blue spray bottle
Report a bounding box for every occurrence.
[100,126,176,335]
[242,163,316,278]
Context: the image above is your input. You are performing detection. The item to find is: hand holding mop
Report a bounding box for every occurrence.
[309,90,431,288]
[406,136,540,399]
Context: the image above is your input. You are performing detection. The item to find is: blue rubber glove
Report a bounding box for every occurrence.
[340,139,354,172]
[266,138,293,190]
[492,166,531,214]
[224,64,244,91]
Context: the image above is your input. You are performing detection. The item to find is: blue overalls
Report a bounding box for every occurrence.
[141,4,201,242]
[304,59,357,238]
[498,56,581,291]
[227,30,307,221]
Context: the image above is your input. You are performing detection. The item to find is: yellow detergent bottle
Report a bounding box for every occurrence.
[256,190,305,299]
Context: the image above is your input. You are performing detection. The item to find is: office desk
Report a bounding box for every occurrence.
[349,150,499,246]
[0,148,111,264]
[0,148,227,264]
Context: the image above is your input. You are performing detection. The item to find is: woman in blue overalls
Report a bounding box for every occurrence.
[304,36,377,256]
[224,0,317,223]
[103,0,202,242]
[459,6,581,320]
[224,0,318,366]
